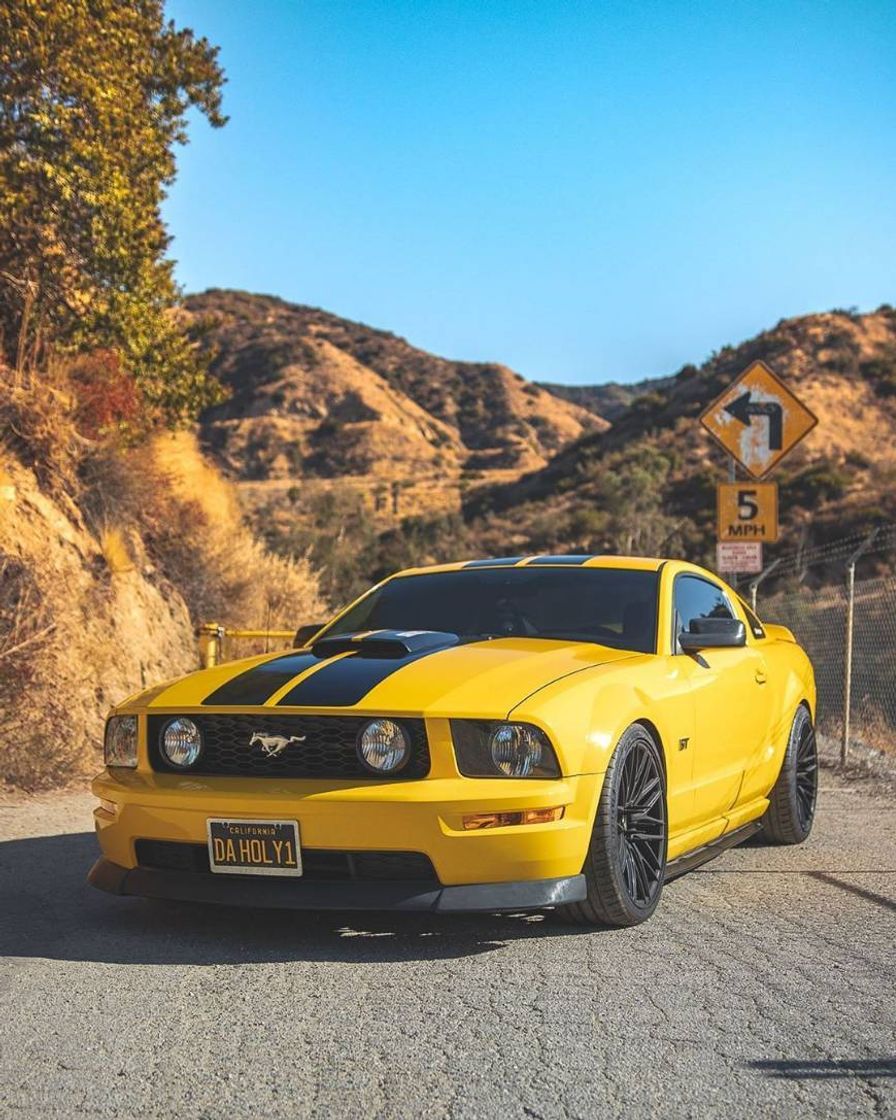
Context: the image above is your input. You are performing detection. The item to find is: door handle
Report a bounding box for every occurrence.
[755,668,767,685]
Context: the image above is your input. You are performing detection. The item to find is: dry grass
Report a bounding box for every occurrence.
[152,429,237,524]
[0,378,85,500]
[99,524,134,573]
[0,555,55,675]
[82,430,327,638]
[0,554,72,789]
[846,706,896,757]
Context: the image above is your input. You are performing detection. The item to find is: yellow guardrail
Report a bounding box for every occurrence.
[196,623,297,668]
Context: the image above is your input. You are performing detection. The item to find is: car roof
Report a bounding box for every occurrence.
[392,554,668,577]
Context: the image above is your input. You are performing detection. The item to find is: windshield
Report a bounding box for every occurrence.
[323,567,659,654]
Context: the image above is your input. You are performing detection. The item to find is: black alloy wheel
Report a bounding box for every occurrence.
[616,736,666,907]
[561,723,668,927]
[762,705,817,845]
[794,716,818,834]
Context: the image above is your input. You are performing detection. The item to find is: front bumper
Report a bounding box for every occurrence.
[91,768,603,890]
[88,857,586,912]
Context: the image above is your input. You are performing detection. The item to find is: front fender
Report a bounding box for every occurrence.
[507,655,678,776]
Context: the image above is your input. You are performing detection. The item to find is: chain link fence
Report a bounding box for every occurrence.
[745,527,896,760]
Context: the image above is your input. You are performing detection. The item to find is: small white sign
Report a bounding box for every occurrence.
[716,541,763,574]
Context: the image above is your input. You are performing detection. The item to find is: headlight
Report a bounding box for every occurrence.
[451,720,561,779]
[104,715,138,768]
[490,723,549,777]
[160,717,203,769]
[357,718,410,773]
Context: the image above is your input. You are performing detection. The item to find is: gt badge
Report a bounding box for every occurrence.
[250,732,306,758]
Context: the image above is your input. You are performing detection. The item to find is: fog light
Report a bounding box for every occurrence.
[463,806,564,831]
[161,717,203,768]
[520,806,566,825]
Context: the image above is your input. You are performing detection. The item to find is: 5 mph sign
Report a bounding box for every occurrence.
[717,482,778,542]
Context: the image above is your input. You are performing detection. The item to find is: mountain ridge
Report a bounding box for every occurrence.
[183,290,896,600]
[187,289,606,489]
[535,374,679,422]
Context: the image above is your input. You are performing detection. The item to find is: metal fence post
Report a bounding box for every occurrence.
[841,530,878,764]
[748,558,782,611]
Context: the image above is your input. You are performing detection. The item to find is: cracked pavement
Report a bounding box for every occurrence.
[0,775,893,1119]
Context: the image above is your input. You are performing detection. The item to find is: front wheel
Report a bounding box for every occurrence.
[561,723,667,927]
[761,705,817,845]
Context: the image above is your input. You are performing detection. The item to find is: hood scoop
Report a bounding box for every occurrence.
[311,629,460,660]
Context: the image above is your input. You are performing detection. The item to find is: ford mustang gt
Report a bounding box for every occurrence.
[90,555,818,927]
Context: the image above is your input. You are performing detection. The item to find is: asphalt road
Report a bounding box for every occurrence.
[0,776,893,1120]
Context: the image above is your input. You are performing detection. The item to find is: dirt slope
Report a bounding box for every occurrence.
[0,452,196,788]
[0,389,325,790]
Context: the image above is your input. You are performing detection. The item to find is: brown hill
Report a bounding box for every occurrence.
[466,306,896,571]
[186,290,606,492]
[180,292,896,604]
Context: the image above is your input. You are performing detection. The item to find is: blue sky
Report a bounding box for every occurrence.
[163,1,896,385]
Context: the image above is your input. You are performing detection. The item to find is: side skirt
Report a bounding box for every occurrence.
[663,821,762,883]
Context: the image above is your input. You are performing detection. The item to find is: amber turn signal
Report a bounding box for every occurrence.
[462,806,564,831]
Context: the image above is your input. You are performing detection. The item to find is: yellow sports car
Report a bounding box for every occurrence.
[90,555,817,927]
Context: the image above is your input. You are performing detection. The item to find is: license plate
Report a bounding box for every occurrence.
[206,819,302,877]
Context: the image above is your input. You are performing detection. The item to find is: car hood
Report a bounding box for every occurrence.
[141,636,637,719]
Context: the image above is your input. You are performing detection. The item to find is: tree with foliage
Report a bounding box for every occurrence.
[0,0,226,421]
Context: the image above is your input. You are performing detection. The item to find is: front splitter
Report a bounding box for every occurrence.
[88,858,587,912]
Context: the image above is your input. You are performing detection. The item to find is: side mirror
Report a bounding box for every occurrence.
[678,617,746,652]
[294,623,326,648]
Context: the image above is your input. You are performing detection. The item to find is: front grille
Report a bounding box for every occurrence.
[134,840,439,883]
[147,714,430,779]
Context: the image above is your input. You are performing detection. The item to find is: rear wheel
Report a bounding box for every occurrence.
[761,705,817,845]
[561,723,667,927]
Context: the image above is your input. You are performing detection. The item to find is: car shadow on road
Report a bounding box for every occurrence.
[696,866,896,914]
[0,832,596,965]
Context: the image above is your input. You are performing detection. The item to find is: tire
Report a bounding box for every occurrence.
[560,723,668,928]
[761,705,818,845]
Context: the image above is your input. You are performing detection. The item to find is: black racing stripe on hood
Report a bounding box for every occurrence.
[276,645,447,708]
[202,651,320,706]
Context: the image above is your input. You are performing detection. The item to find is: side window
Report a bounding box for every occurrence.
[673,576,735,651]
